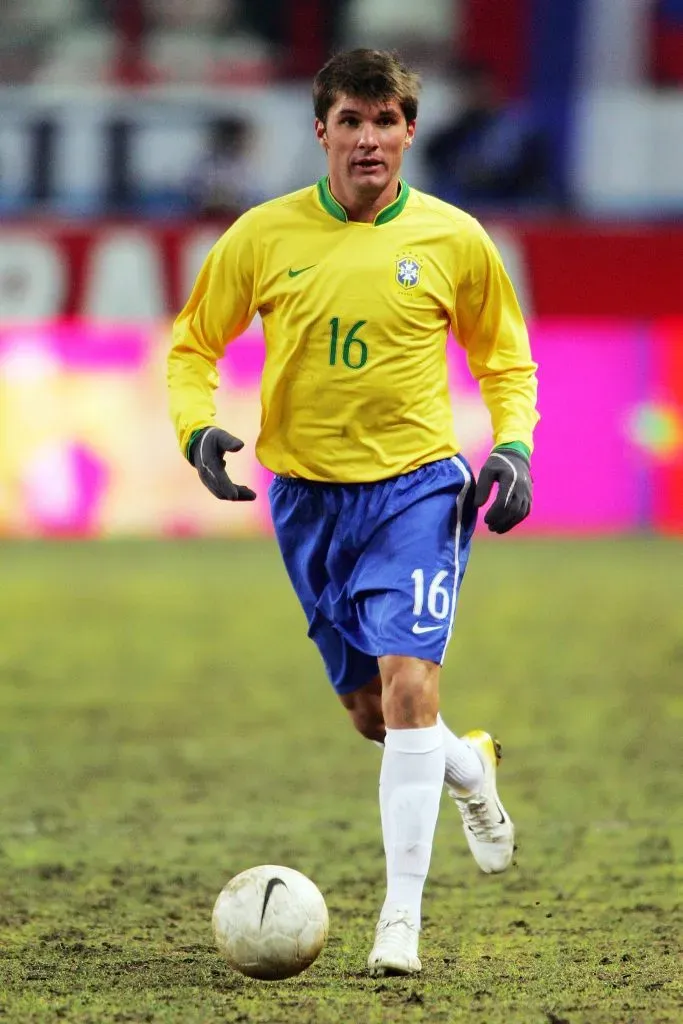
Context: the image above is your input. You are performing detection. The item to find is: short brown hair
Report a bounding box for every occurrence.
[313,49,420,124]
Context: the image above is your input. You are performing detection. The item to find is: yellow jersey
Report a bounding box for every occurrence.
[168,177,538,482]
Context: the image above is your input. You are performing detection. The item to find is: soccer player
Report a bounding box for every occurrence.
[168,49,538,976]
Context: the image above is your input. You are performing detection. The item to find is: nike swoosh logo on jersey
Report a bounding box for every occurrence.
[412,623,442,634]
[288,265,316,277]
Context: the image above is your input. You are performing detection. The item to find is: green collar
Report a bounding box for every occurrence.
[316,176,410,225]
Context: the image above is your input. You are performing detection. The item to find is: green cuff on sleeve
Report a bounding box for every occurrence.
[186,428,206,464]
[492,441,531,462]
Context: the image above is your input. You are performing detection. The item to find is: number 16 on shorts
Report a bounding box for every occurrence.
[411,569,451,635]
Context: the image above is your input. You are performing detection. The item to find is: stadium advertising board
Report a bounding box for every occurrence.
[1,320,681,538]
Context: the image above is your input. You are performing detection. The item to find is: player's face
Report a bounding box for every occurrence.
[315,94,415,197]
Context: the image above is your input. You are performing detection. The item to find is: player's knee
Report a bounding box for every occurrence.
[380,656,439,728]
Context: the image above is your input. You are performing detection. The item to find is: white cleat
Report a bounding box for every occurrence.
[448,730,515,874]
[367,908,422,976]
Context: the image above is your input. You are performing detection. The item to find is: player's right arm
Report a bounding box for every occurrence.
[167,212,260,499]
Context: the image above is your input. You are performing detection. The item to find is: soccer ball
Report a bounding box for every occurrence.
[212,864,329,980]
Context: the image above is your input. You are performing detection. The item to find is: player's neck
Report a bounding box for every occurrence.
[328,175,401,224]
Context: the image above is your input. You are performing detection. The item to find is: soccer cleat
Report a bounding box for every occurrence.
[448,729,515,874]
[367,908,422,976]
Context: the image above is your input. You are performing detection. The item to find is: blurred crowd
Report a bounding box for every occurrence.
[0,1,682,219]
[3,1,682,86]
[0,0,460,85]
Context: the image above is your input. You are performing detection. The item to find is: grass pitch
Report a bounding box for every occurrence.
[0,537,681,1024]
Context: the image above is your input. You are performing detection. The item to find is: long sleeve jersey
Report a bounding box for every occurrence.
[168,177,538,481]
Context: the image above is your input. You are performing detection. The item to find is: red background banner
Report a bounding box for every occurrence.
[1,221,682,319]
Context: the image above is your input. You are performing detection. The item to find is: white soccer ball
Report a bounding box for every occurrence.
[212,864,329,980]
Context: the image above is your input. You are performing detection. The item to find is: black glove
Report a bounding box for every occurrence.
[474,448,532,534]
[189,427,257,501]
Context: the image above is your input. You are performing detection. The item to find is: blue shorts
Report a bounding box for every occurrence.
[269,456,477,695]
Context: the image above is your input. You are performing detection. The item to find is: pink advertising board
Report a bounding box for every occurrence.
[448,319,650,532]
[515,321,647,532]
[0,319,679,537]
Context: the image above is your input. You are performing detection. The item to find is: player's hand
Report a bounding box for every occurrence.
[190,427,257,501]
[474,448,532,534]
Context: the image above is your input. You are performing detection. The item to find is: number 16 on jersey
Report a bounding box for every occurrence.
[329,318,368,370]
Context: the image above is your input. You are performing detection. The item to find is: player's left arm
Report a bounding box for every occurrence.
[452,222,539,534]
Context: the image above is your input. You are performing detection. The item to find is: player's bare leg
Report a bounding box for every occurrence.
[340,675,385,743]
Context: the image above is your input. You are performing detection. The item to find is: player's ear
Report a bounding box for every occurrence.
[314,118,328,151]
[404,120,416,149]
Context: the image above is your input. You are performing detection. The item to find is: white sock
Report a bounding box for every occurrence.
[374,724,482,794]
[438,715,484,794]
[379,725,445,930]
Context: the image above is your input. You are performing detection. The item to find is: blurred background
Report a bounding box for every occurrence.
[1,0,682,536]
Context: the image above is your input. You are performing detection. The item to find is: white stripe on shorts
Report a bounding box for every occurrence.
[439,455,472,664]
